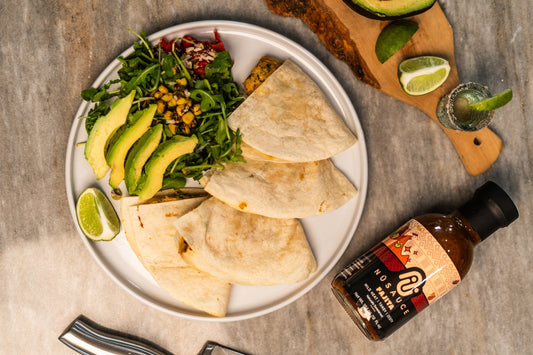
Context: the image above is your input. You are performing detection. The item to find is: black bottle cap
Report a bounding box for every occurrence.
[458,181,519,241]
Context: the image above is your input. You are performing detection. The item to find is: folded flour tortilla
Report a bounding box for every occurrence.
[199,158,357,219]
[174,197,317,286]
[121,190,231,317]
[240,141,289,163]
[121,189,207,261]
[227,59,357,162]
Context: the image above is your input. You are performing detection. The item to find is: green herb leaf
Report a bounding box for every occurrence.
[205,51,233,80]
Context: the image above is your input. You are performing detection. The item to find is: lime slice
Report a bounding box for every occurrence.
[76,187,120,241]
[375,20,419,64]
[468,89,513,111]
[398,56,451,96]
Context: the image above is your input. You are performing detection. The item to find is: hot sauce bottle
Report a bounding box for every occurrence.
[331,181,519,341]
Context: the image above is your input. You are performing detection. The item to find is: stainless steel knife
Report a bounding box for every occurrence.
[59,315,249,355]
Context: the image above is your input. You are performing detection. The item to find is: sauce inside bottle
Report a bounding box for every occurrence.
[331,181,518,341]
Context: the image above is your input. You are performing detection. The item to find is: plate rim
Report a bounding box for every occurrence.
[65,19,368,322]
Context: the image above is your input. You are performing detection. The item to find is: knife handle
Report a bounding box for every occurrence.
[59,315,172,355]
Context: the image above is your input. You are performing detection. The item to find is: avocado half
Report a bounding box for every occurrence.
[343,0,437,20]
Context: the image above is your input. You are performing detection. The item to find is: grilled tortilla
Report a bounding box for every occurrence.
[174,197,317,285]
[121,190,231,317]
[200,157,357,219]
[228,59,357,162]
[240,141,289,163]
[120,189,208,261]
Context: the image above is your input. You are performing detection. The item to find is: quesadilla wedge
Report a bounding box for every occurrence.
[129,196,208,268]
[120,189,208,262]
[174,197,317,286]
[228,59,357,162]
[240,141,289,163]
[121,189,231,317]
[199,158,357,219]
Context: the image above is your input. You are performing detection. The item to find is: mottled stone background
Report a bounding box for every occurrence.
[1,1,531,354]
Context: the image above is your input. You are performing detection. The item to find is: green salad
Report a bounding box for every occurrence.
[80,30,244,198]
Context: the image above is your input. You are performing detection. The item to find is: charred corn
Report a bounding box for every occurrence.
[150,79,200,136]
[182,112,195,125]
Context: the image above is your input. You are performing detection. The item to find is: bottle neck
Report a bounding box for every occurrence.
[450,210,483,246]
[457,181,519,241]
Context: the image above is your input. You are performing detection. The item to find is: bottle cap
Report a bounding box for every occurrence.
[458,181,519,241]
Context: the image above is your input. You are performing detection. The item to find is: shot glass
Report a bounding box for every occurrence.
[436,82,495,131]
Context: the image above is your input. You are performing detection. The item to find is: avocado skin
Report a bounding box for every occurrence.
[342,0,436,20]
[124,124,163,195]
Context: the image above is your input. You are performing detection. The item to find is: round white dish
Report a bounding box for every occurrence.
[65,20,368,321]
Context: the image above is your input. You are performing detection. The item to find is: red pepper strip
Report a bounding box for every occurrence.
[181,35,196,50]
[160,38,175,53]
[214,30,222,42]
[209,41,225,52]
[210,30,226,51]
[195,61,208,78]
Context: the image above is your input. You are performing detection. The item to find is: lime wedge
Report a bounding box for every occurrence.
[76,187,120,241]
[398,56,451,96]
[468,89,513,111]
[375,20,419,64]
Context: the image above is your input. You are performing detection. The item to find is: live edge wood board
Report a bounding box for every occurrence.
[265,0,503,176]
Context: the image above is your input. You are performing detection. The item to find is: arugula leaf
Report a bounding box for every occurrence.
[204,51,233,81]
[162,174,186,190]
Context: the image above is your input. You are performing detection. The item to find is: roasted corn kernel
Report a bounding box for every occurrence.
[168,124,177,135]
[176,97,188,105]
[156,100,166,114]
[176,104,186,116]
[182,112,195,125]
[168,97,178,107]
[161,93,173,102]
[158,85,169,94]
[163,111,173,121]
[192,104,202,115]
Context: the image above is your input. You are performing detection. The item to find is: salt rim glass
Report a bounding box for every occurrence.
[436,82,495,131]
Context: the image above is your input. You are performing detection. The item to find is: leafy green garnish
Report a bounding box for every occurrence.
[80,30,245,189]
[205,51,234,81]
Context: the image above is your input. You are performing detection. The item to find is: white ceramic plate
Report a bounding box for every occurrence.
[65,20,368,321]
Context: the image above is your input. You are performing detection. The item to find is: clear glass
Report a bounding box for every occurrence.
[436,82,495,131]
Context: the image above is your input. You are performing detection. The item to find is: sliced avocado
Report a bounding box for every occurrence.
[106,104,157,189]
[343,0,436,20]
[135,135,198,201]
[84,91,135,179]
[124,124,163,194]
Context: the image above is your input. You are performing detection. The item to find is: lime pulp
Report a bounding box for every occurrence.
[398,56,451,96]
[76,187,120,241]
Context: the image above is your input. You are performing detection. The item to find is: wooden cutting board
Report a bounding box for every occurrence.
[265,0,502,176]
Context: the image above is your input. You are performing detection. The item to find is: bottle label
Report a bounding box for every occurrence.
[336,219,461,339]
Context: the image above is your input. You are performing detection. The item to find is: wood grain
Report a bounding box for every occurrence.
[265,0,503,176]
